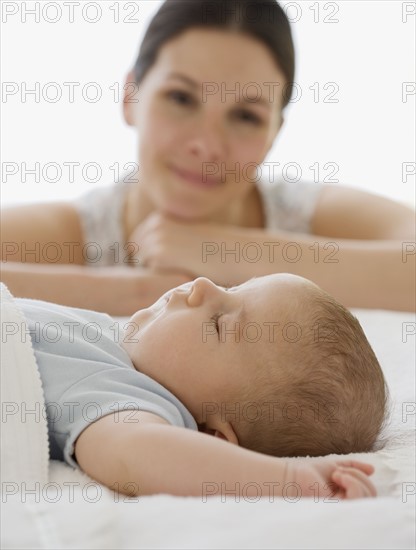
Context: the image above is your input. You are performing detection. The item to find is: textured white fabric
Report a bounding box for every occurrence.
[0,284,49,487]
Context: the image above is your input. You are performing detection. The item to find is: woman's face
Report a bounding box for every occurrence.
[124,28,287,220]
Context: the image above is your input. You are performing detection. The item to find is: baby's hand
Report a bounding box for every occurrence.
[286,458,376,500]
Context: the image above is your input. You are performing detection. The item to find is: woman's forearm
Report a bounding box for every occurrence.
[0,262,144,314]
[283,236,415,312]
[0,262,191,315]
[214,229,415,311]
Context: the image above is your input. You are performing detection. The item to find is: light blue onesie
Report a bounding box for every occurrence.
[18,298,198,470]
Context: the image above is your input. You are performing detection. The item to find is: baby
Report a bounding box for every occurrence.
[17,273,388,500]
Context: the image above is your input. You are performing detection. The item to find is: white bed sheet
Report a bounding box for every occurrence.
[1,289,415,549]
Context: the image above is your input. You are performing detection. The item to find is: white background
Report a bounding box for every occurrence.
[1,0,415,208]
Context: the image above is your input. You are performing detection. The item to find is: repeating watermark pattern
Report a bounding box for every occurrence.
[1,1,343,25]
[1,399,340,425]
[3,478,415,503]
[401,402,416,424]
[1,238,340,265]
[402,2,416,23]
[1,161,139,184]
[2,481,118,503]
[0,479,341,503]
[200,161,339,184]
[201,480,339,503]
[402,82,415,103]
[281,1,340,24]
[1,314,341,345]
[401,242,416,263]
[1,80,340,105]
[1,1,141,24]
[203,317,341,343]
[202,240,339,265]
[402,163,416,183]
[0,161,339,184]
[1,320,140,344]
[200,80,340,104]
[402,322,416,342]
[1,480,150,503]
[2,401,161,424]
[200,400,340,424]
[402,483,416,503]
[1,240,140,264]
[1,81,140,104]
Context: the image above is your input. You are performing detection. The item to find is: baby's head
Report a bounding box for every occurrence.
[122,273,389,458]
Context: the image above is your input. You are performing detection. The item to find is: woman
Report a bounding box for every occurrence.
[1,0,414,314]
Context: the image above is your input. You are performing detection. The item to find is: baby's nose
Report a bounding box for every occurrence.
[187,277,221,306]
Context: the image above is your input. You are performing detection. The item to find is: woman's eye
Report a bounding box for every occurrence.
[166,92,262,125]
[234,109,262,125]
[167,90,193,106]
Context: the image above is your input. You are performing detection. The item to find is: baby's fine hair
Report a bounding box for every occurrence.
[226,289,391,458]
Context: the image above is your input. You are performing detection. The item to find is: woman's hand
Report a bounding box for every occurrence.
[128,211,248,285]
[286,458,376,500]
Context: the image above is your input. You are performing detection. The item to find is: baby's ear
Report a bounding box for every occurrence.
[197,422,215,435]
[214,429,240,446]
[197,423,223,437]
[198,424,236,443]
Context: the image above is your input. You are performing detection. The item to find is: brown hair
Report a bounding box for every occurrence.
[132,0,295,108]
[226,290,391,457]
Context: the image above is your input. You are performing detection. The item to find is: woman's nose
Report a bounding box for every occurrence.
[185,117,225,162]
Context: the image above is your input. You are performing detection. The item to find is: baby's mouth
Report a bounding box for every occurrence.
[153,293,170,312]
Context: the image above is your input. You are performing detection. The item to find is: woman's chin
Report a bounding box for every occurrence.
[159,201,208,221]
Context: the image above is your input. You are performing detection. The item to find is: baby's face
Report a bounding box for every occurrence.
[121,273,317,426]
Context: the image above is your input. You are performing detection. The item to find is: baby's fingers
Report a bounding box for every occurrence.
[332,468,377,499]
[335,460,375,476]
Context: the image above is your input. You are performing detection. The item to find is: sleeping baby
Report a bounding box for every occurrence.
[17,273,388,500]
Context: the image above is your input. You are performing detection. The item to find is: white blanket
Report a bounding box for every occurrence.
[1,283,415,549]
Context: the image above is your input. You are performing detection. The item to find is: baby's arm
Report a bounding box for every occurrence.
[74,410,376,499]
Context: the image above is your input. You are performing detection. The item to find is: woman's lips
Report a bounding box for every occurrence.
[170,165,222,187]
